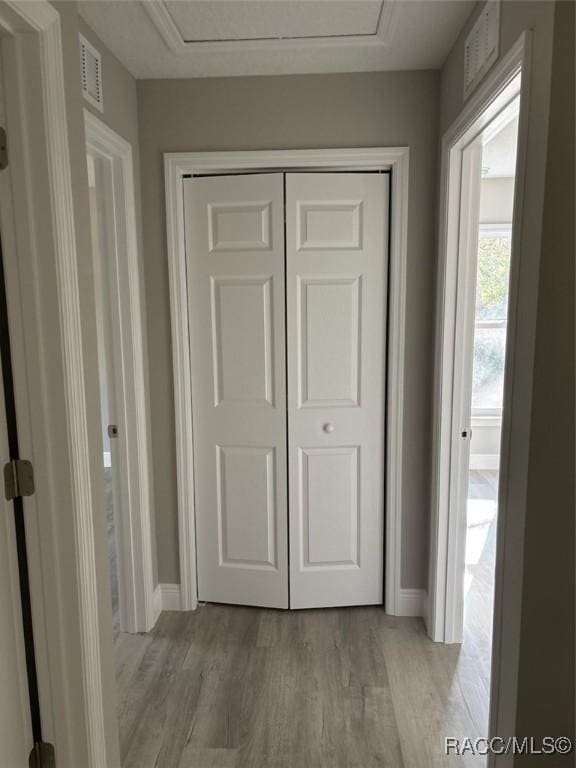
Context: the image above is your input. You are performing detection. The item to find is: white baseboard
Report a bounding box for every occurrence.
[396,588,427,618]
[152,584,162,623]
[152,583,183,623]
[161,583,182,611]
[152,584,425,624]
[469,453,499,470]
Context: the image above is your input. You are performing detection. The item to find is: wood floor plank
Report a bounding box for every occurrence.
[178,748,239,768]
[119,613,202,767]
[343,685,404,768]
[114,605,491,768]
[381,618,484,768]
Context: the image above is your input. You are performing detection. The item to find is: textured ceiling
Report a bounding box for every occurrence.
[77,0,475,79]
[483,117,520,178]
[165,1,383,42]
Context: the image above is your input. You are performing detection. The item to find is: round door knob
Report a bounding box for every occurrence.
[323,423,335,434]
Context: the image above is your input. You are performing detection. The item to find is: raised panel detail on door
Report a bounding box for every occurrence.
[287,172,389,609]
[209,202,272,252]
[211,276,274,406]
[298,276,361,408]
[297,201,362,250]
[185,173,288,608]
[217,446,277,569]
[299,446,360,569]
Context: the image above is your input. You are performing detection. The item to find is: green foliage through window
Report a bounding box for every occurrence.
[476,233,511,321]
[472,229,512,411]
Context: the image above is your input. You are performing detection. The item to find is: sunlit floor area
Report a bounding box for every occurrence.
[463,469,499,737]
[105,466,120,642]
[113,604,490,768]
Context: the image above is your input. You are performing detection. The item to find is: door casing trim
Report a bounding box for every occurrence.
[85,109,156,633]
[429,31,538,765]
[164,147,410,615]
[0,1,120,764]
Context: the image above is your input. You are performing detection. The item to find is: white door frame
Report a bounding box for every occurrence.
[435,95,520,646]
[429,29,538,764]
[85,110,156,633]
[430,35,531,643]
[0,1,120,765]
[165,147,410,614]
[442,136,484,644]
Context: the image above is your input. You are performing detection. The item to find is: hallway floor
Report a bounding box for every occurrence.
[463,469,499,735]
[105,466,120,641]
[114,605,488,767]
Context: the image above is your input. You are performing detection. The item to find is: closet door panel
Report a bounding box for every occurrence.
[184,173,288,608]
[286,173,389,609]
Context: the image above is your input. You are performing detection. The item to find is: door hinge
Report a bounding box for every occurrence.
[0,126,7,170]
[4,459,35,500]
[29,741,55,768]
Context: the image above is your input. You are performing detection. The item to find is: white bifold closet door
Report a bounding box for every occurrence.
[286,173,388,608]
[184,171,388,610]
[184,173,289,608]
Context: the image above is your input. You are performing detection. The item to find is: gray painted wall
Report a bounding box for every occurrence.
[440,1,555,133]
[479,177,515,224]
[137,70,440,587]
[515,0,575,748]
[78,16,141,162]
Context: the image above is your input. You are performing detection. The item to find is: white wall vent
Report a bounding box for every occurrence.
[463,1,500,99]
[79,34,103,112]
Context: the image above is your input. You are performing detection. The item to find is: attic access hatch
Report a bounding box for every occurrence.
[464,1,501,99]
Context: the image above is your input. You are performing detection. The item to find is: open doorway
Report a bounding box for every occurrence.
[463,105,519,711]
[87,153,122,639]
[436,93,521,739]
[429,45,529,749]
[85,111,156,639]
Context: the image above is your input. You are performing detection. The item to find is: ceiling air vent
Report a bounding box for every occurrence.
[79,34,103,112]
[463,1,500,100]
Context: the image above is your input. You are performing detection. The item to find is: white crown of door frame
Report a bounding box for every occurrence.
[164,147,410,615]
[84,109,156,634]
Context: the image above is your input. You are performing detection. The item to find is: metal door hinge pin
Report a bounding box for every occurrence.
[29,741,55,768]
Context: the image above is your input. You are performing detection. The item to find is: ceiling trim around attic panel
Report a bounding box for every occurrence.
[143,0,398,53]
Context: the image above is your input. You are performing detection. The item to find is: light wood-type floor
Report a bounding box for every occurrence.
[113,604,493,768]
[462,469,499,736]
[109,472,499,768]
[468,469,498,501]
[105,467,120,641]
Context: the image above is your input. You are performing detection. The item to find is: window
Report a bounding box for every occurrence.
[471,223,511,417]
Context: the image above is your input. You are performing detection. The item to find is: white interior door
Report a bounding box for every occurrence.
[447,140,483,640]
[0,348,33,767]
[185,173,289,608]
[0,53,33,766]
[286,173,388,608]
